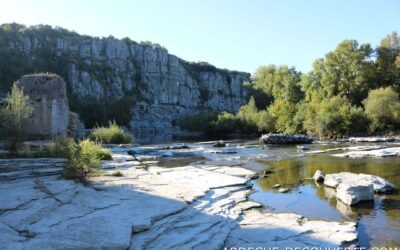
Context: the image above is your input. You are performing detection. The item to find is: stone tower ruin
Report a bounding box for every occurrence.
[15,73,69,138]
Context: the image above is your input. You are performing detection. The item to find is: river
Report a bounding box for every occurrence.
[139,139,400,248]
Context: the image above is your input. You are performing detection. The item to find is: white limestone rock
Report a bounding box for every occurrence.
[333,147,400,158]
[336,180,374,205]
[225,210,357,248]
[349,137,395,143]
[1,153,360,249]
[324,172,395,193]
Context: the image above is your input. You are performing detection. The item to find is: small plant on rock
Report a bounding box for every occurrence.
[112,170,123,177]
[62,139,112,181]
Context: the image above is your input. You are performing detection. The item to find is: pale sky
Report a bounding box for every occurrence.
[0,0,399,73]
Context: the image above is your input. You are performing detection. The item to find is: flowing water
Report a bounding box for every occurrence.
[138,139,400,247]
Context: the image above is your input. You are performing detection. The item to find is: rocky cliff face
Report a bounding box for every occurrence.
[0,24,250,137]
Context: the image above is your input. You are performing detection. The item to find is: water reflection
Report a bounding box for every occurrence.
[135,139,400,247]
[252,153,400,247]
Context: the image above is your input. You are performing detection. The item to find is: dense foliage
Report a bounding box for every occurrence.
[363,87,400,132]
[91,121,134,144]
[180,32,400,138]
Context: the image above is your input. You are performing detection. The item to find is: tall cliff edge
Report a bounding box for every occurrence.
[0,23,250,137]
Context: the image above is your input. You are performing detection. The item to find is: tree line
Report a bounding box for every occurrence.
[180,32,400,138]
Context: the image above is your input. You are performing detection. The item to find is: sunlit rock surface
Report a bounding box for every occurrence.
[0,147,358,249]
[324,172,396,193]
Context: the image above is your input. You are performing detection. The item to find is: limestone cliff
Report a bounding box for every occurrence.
[0,23,250,136]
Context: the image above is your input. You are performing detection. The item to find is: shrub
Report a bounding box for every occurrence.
[112,171,123,177]
[209,112,246,134]
[49,135,77,157]
[62,139,111,181]
[178,98,273,136]
[91,121,133,144]
[0,84,33,152]
[363,87,400,132]
[179,111,218,132]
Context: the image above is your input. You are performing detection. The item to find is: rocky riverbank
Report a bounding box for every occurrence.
[0,145,358,249]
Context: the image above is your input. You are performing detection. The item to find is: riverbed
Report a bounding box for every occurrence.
[150,139,400,248]
[1,139,398,248]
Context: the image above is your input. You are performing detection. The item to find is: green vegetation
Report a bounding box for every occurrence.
[301,94,369,138]
[62,139,112,181]
[70,96,135,128]
[91,121,134,144]
[112,171,123,177]
[363,87,400,132]
[0,84,33,151]
[180,31,400,138]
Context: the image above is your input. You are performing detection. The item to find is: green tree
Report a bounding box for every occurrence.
[302,40,375,105]
[302,95,368,138]
[301,59,326,101]
[237,97,258,124]
[376,31,400,92]
[252,64,303,104]
[363,87,400,132]
[0,84,33,151]
[268,99,300,134]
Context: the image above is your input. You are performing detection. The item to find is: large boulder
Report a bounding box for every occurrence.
[314,171,396,206]
[336,180,374,205]
[16,73,69,138]
[260,133,313,144]
[313,169,325,183]
[324,172,395,193]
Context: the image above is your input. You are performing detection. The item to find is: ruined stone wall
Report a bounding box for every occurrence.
[15,74,69,138]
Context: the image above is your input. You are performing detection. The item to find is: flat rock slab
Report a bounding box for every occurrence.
[226,211,357,248]
[333,147,400,158]
[0,158,65,180]
[349,137,395,143]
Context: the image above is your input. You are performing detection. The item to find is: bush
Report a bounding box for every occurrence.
[178,98,274,136]
[209,112,248,135]
[112,171,123,177]
[91,121,133,144]
[363,87,400,132]
[49,135,77,157]
[62,139,112,181]
[179,111,218,132]
[0,84,33,152]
